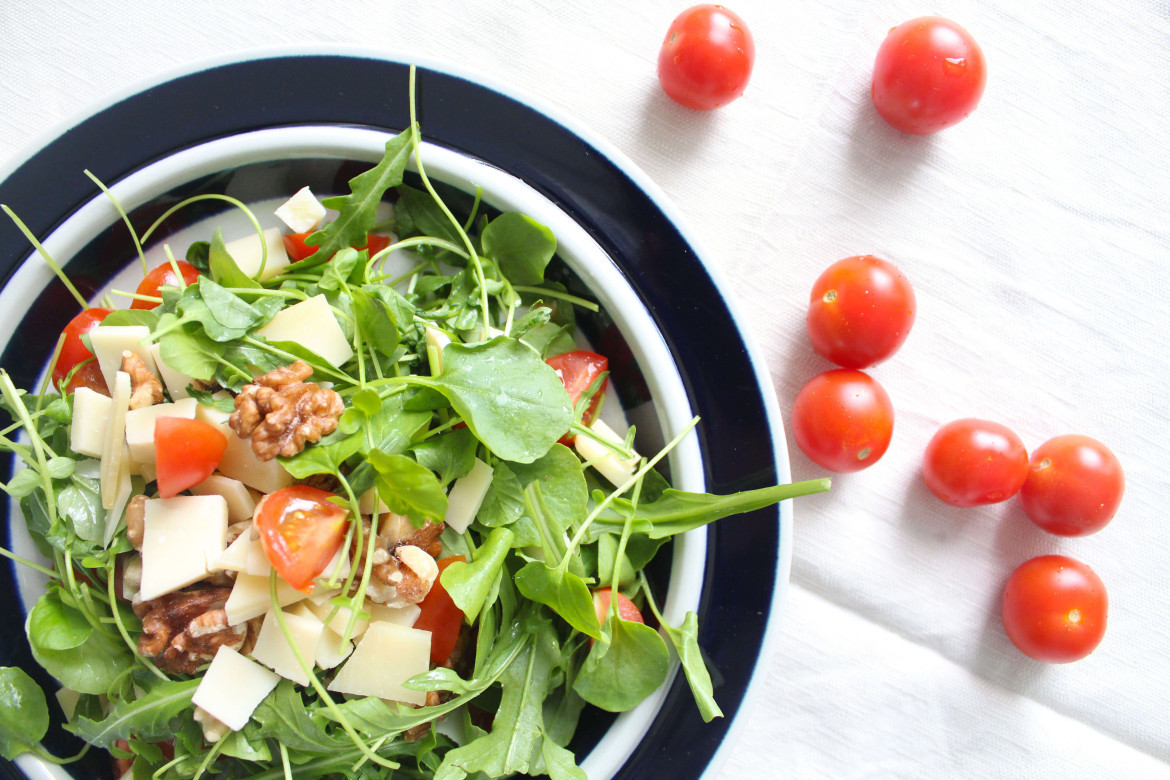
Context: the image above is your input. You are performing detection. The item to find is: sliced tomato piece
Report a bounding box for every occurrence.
[254,486,349,593]
[53,308,112,393]
[130,260,200,310]
[592,587,645,626]
[154,417,228,498]
[545,350,609,444]
[415,555,466,664]
[283,232,392,263]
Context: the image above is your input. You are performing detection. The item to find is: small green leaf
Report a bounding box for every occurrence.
[441,527,514,624]
[513,562,601,640]
[66,678,201,749]
[4,468,42,498]
[28,590,92,651]
[209,227,261,289]
[370,451,448,526]
[0,667,49,760]
[662,612,724,722]
[480,212,556,286]
[572,618,670,712]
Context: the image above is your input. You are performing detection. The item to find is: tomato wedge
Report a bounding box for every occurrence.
[154,417,228,498]
[592,587,645,626]
[131,260,200,309]
[53,308,112,394]
[415,555,466,664]
[282,232,392,263]
[254,486,349,593]
[546,350,609,444]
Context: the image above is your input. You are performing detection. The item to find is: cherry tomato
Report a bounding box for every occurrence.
[871,16,987,135]
[546,350,609,444]
[1002,555,1107,663]
[418,555,467,664]
[657,5,755,110]
[154,417,228,498]
[592,587,645,626]
[130,260,200,310]
[53,308,112,393]
[806,255,916,369]
[283,232,391,262]
[922,418,1027,507]
[253,486,349,593]
[1019,435,1124,537]
[791,369,894,473]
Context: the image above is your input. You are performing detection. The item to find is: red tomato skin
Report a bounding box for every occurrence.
[154,417,228,498]
[1019,435,1124,537]
[545,350,609,444]
[284,232,391,263]
[922,419,1027,507]
[53,308,112,391]
[806,255,916,369]
[418,555,467,664]
[592,587,645,626]
[1002,555,1107,663]
[658,5,755,110]
[872,17,987,135]
[254,486,349,593]
[131,260,200,309]
[791,369,894,473]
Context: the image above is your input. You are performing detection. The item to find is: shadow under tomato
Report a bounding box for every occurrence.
[844,83,936,192]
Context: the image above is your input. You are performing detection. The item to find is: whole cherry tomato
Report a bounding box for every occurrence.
[791,369,894,473]
[806,255,916,369]
[53,308,112,394]
[872,16,987,134]
[657,5,755,110]
[1019,435,1124,536]
[922,418,1027,507]
[130,260,200,309]
[1002,555,1107,663]
[254,486,350,593]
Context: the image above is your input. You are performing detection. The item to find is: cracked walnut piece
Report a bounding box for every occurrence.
[133,587,254,675]
[230,360,344,460]
[121,351,163,410]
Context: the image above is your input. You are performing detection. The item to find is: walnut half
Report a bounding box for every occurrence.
[229,360,344,460]
[133,587,253,675]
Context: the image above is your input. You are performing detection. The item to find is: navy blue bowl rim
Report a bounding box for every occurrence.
[0,51,786,779]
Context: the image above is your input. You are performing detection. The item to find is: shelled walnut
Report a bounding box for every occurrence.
[229,360,344,460]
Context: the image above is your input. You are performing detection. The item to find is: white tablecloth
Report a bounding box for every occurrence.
[2,1,1167,777]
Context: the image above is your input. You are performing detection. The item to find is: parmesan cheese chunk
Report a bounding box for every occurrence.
[224,226,291,282]
[191,645,280,731]
[139,495,229,601]
[224,572,308,626]
[189,474,256,523]
[573,418,641,487]
[249,609,324,686]
[70,386,111,458]
[327,621,431,705]
[215,528,252,572]
[368,602,422,628]
[444,457,493,533]
[274,186,327,233]
[256,294,354,367]
[302,596,369,638]
[100,371,132,511]
[89,327,156,392]
[124,397,198,464]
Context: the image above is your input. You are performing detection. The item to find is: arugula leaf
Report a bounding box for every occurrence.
[251,681,350,754]
[509,443,589,530]
[477,461,525,527]
[662,611,724,722]
[0,667,49,760]
[394,184,464,248]
[157,317,218,381]
[298,130,412,269]
[513,561,601,640]
[208,227,261,289]
[351,287,401,357]
[440,526,514,624]
[480,212,556,286]
[100,309,159,328]
[572,617,670,712]
[370,451,448,527]
[411,427,477,485]
[67,678,200,748]
[424,337,572,464]
[280,427,364,479]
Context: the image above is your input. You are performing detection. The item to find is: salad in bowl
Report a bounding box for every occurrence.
[0,66,827,779]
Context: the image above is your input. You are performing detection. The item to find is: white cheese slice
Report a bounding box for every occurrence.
[90,327,157,392]
[244,536,273,577]
[138,494,229,601]
[444,457,493,534]
[100,371,132,510]
[55,688,81,721]
[215,422,295,494]
[69,386,112,458]
[215,529,252,572]
[424,326,452,375]
[274,187,327,234]
[224,226,291,282]
[189,474,256,523]
[574,418,641,487]
[147,341,195,400]
[123,397,198,464]
[249,609,325,686]
[256,294,354,367]
[191,645,280,731]
[286,602,354,669]
[224,572,309,626]
[327,621,431,706]
[302,597,369,638]
[102,446,134,547]
[368,602,422,628]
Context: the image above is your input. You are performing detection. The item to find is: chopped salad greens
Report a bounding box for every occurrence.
[0,66,829,779]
